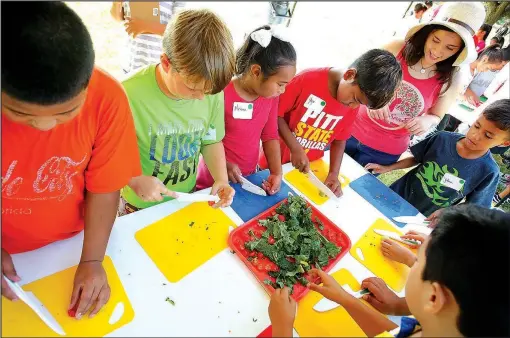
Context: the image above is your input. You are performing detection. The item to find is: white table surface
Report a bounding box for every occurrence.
[9,153,428,337]
[447,101,480,125]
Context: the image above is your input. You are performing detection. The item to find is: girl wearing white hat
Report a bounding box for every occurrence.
[345,2,486,168]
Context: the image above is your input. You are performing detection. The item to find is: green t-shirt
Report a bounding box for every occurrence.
[121,64,225,209]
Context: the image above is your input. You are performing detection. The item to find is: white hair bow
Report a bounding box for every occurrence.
[250,25,291,48]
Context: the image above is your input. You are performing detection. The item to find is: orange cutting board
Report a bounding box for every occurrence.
[350,219,415,292]
[2,256,134,337]
[284,159,350,205]
[135,202,236,283]
[295,269,386,337]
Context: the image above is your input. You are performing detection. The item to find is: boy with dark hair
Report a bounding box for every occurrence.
[366,99,510,217]
[1,1,141,319]
[259,49,402,197]
[269,204,510,337]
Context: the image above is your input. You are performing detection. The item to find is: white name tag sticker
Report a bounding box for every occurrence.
[303,94,326,112]
[233,102,253,119]
[152,7,159,16]
[440,173,465,191]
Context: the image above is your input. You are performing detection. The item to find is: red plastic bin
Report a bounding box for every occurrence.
[228,197,351,301]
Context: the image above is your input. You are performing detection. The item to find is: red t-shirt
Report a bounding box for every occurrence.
[259,68,358,168]
[473,35,486,54]
[1,68,142,254]
[196,81,279,189]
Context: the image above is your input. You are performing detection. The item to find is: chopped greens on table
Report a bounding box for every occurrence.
[244,195,342,293]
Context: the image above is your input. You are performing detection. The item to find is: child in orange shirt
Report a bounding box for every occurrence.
[1,2,141,320]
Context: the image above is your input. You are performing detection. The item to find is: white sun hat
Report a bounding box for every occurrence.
[404,2,486,66]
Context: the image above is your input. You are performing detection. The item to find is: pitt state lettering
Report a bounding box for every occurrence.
[294,94,342,151]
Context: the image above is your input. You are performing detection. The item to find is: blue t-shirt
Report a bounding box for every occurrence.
[390,132,499,216]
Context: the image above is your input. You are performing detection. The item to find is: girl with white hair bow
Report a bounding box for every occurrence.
[196,25,297,193]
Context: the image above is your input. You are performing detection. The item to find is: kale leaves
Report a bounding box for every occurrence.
[245,195,341,293]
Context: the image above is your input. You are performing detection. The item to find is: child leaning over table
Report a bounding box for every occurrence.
[196,25,297,194]
[269,204,510,337]
[258,49,403,197]
[365,99,510,217]
[120,9,236,214]
[1,2,141,318]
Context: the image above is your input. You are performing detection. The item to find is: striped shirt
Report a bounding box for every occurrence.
[122,1,185,73]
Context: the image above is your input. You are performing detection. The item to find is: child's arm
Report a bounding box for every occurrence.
[268,287,296,338]
[324,139,346,197]
[365,157,418,175]
[308,269,398,336]
[278,117,310,173]
[70,191,120,318]
[110,1,124,22]
[262,139,283,195]
[261,101,283,195]
[202,142,235,208]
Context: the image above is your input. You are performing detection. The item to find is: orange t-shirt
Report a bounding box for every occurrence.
[1,68,142,254]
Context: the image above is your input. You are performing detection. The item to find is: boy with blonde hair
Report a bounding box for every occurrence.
[121,9,236,213]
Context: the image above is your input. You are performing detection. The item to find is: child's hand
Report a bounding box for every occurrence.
[128,175,177,202]
[364,163,391,175]
[404,115,438,136]
[211,181,235,208]
[324,173,343,197]
[307,268,346,303]
[425,209,443,228]
[381,239,417,267]
[226,162,242,184]
[262,173,282,195]
[360,277,409,316]
[268,287,296,338]
[70,261,110,319]
[463,88,481,107]
[1,248,21,301]
[367,106,391,124]
[124,18,150,38]
[401,230,427,248]
[290,147,310,173]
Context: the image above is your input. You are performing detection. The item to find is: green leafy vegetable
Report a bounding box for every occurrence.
[244,195,342,294]
[165,297,175,306]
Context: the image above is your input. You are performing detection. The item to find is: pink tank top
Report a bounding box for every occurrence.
[350,50,443,155]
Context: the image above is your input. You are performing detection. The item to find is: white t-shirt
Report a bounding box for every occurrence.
[122,1,185,73]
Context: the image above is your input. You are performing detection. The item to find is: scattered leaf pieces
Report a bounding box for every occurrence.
[165,297,175,306]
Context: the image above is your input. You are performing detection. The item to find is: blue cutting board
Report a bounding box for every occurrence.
[349,173,421,228]
[230,170,294,222]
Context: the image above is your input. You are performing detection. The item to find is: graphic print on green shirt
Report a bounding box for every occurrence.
[415,161,464,207]
[121,64,225,209]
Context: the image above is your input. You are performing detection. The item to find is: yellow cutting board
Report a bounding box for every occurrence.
[295,269,386,337]
[350,219,415,292]
[135,202,236,283]
[284,159,350,205]
[2,256,134,337]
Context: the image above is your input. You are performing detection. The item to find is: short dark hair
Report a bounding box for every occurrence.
[1,2,95,105]
[491,36,505,46]
[348,49,402,110]
[478,44,504,63]
[236,25,296,78]
[403,25,465,94]
[479,23,493,41]
[482,99,510,133]
[414,3,427,13]
[423,205,510,337]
